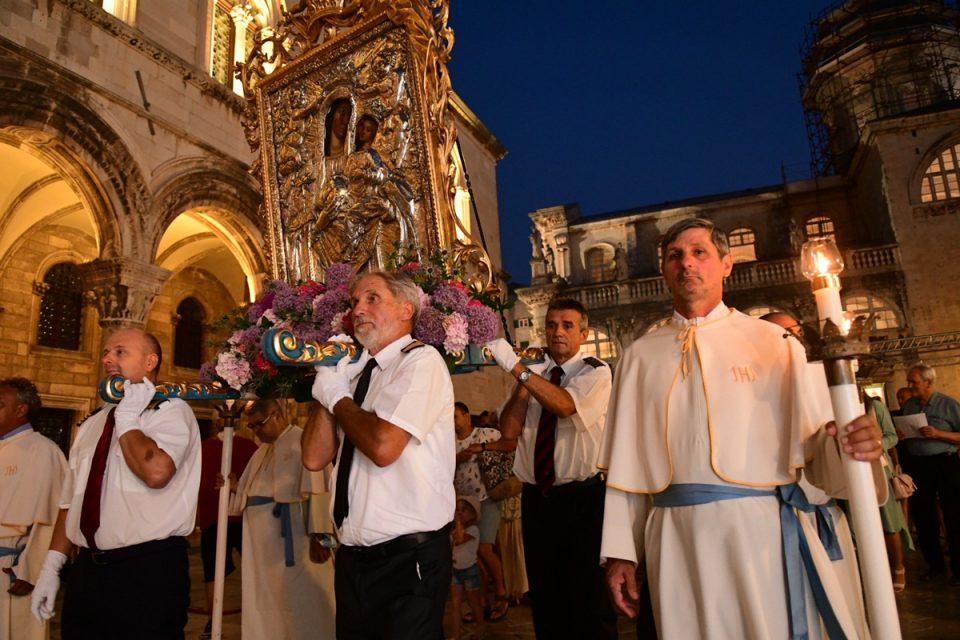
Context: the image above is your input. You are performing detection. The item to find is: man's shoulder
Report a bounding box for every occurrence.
[581,356,607,369]
[933,391,960,412]
[21,430,66,460]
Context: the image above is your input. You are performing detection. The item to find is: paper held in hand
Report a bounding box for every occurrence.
[893,413,928,439]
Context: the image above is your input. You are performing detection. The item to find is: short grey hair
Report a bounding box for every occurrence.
[908,363,936,384]
[0,377,42,422]
[659,218,730,267]
[350,271,421,324]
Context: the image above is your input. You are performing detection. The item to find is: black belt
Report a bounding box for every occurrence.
[340,523,451,558]
[524,472,605,496]
[79,536,187,566]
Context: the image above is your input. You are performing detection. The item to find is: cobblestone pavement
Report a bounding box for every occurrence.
[48,533,960,638]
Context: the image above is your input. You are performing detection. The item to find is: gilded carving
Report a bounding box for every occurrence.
[240,0,490,290]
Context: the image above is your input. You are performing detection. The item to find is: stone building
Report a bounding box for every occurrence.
[0,0,508,449]
[514,0,960,401]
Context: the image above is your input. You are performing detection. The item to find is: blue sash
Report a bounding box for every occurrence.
[246,496,295,567]
[0,545,25,583]
[653,483,847,640]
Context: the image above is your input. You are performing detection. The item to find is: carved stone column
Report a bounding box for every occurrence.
[81,258,171,329]
[230,3,255,95]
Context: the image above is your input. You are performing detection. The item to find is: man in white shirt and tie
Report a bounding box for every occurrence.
[30,328,201,639]
[486,298,618,639]
[303,271,455,640]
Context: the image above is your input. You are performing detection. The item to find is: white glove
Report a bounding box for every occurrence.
[114,379,156,437]
[485,338,519,373]
[312,356,355,412]
[30,550,67,622]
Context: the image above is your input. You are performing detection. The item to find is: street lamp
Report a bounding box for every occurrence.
[801,238,901,640]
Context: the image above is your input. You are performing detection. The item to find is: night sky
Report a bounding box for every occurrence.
[447,1,832,284]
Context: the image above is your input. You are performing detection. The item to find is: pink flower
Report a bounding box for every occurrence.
[215,351,252,391]
[442,312,470,354]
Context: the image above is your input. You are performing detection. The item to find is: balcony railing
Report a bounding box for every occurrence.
[566,244,901,310]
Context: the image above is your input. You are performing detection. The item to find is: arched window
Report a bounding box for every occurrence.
[656,237,664,272]
[585,246,615,283]
[805,216,835,242]
[644,317,672,335]
[920,142,960,203]
[37,263,83,351]
[727,227,756,263]
[174,297,206,369]
[580,328,618,360]
[843,294,899,331]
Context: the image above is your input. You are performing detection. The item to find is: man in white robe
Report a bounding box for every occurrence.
[0,379,67,640]
[601,218,886,639]
[229,399,335,640]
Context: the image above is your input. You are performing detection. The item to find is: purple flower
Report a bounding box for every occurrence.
[248,290,276,321]
[443,312,470,354]
[325,263,356,289]
[271,281,314,317]
[431,283,470,313]
[413,306,447,347]
[313,286,351,335]
[292,322,331,344]
[199,361,218,383]
[464,304,499,344]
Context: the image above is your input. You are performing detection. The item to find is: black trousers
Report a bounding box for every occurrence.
[335,528,451,639]
[904,452,960,575]
[62,537,190,640]
[522,478,618,640]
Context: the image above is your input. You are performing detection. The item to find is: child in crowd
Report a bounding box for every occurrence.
[450,495,485,640]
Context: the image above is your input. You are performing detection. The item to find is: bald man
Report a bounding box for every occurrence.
[31,328,201,639]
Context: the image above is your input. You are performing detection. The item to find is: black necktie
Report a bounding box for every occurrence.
[333,357,378,528]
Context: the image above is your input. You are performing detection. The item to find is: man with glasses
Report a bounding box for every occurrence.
[228,398,335,639]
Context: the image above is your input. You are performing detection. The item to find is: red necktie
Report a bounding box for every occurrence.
[534,367,564,491]
[79,408,117,550]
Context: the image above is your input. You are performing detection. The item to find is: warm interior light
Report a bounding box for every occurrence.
[801,238,844,280]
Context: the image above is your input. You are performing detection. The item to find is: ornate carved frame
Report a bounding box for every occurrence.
[241,1,463,282]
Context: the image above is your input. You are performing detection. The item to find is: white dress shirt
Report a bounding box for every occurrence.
[59,399,201,550]
[513,351,612,486]
[333,334,456,546]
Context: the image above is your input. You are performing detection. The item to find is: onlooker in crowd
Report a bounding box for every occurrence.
[196,418,258,638]
[454,402,514,622]
[900,363,960,584]
[303,271,455,639]
[865,395,914,592]
[0,378,67,640]
[450,496,485,640]
[893,386,916,416]
[229,399,335,638]
[488,297,617,639]
[31,329,202,638]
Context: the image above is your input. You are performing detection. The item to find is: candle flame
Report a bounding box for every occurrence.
[814,251,832,276]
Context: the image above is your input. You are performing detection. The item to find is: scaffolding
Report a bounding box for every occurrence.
[798,0,960,176]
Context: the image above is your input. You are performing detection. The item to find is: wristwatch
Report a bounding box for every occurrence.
[518,368,533,383]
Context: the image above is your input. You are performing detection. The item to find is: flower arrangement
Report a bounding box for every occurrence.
[199,263,356,397]
[388,247,504,361]
[199,249,509,396]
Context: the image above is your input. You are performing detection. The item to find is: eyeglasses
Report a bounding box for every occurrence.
[248,413,276,430]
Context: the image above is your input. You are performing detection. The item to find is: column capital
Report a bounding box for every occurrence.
[229,2,255,26]
[81,258,171,329]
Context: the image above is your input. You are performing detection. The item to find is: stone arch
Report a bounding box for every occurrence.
[149,159,267,279]
[0,72,148,258]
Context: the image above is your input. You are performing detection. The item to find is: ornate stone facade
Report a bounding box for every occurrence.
[0,0,508,436]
